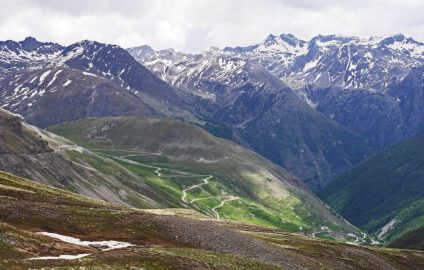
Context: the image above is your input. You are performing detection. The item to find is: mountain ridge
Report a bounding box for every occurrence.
[0,37,194,128]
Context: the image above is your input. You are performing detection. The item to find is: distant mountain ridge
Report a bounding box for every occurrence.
[0,37,192,128]
[225,33,424,91]
[131,33,424,93]
[128,33,424,182]
[223,33,424,147]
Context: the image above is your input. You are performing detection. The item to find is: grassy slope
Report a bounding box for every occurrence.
[320,133,424,246]
[48,116,359,236]
[390,226,424,251]
[101,151,303,231]
[0,107,177,209]
[0,170,423,270]
[1,107,342,235]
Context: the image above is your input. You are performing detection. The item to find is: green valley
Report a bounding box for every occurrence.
[320,132,424,249]
[48,116,362,239]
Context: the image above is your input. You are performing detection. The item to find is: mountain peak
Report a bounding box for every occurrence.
[74,39,100,47]
[133,44,154,51]
[22,36,38,43]
[262,33,303,48]
[279,33,301,47]
[378,33,422,47]
[127,45,155,59]
[263,34,278,45]
[19,36,42,51]
[391,33,406,40]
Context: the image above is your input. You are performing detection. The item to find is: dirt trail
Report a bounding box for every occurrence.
[95,150,241,220]
[212,197,240,220]
[181,176,212,203]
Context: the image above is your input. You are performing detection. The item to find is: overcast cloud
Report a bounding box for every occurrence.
[0,0,423,52]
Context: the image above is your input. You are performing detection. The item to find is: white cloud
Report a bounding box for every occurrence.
[0,0,423,52]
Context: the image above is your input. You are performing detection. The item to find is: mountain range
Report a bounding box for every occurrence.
[5,34,424,190]
[128,33,424,187]
[0,36,377,189]
[0,37,192,128]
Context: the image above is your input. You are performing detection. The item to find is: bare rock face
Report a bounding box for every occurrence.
[88,120,116,140]
[310,65,424,147]
[5,117,22,135]
[0,108,51,154]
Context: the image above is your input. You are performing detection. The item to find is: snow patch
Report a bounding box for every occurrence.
[83,71,97,77]
[36,232,134,251]
[38,70,51,85]
[29,254,90,261]
[28,232,134,261]
[47,69,62,87]
[303,58,320,72]
[63,79,72,87]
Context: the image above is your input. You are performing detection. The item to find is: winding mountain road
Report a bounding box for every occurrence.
[212,196,240,220]
[181,175,212,203]
[311,227,369,245]
[94,150,241,220]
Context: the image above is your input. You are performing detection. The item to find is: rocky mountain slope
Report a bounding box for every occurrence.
[224,33,424,147]
[129,44,375,189]
[1,170,424,269]
[224,33,424,91]
[0,37,192,128]
[308,64,424,146]
[319,132,424,247]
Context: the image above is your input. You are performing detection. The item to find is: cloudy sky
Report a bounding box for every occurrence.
[0,0,423,52]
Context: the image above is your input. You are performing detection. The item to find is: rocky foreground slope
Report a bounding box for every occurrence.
[1,170,423,270]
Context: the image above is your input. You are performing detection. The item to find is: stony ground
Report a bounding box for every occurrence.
[0,171,423,270]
